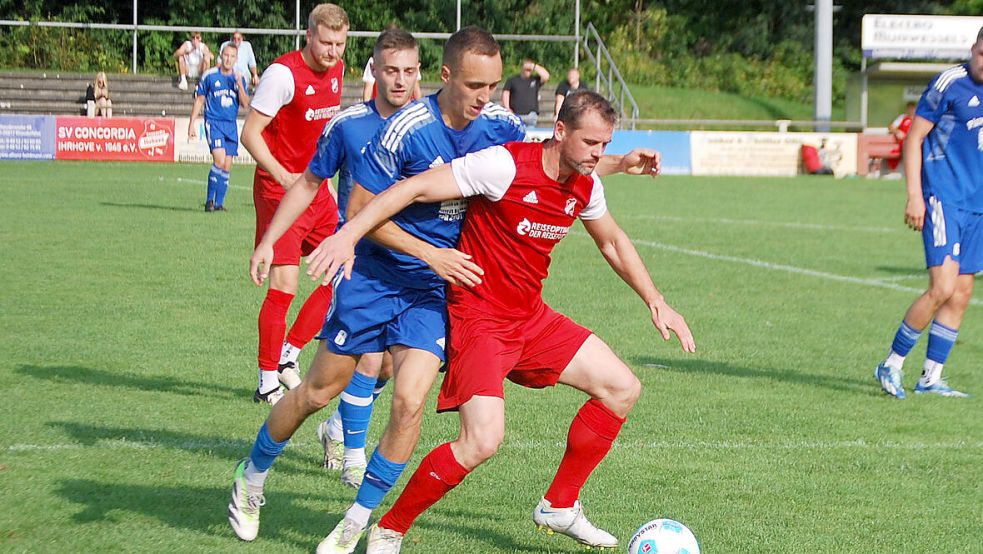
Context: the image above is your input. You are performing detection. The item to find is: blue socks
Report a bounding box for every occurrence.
[355,449,407,510]
[249,422,289,472]
[926,320,958,365]
[207,164,230,207]
[340,372,377,450]
[890,320,922,358]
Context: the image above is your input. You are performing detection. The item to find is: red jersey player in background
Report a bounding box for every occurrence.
[307,90,696,552]
[887,101,916,173]
[241,3,348,405]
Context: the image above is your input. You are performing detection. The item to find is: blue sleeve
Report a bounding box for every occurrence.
[195,78,207,97]
[240,75,250,96]
[916,75,947,125]
[308,122,347,180]
[354,124,405,194]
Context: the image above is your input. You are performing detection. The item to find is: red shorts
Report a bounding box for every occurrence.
[253,173,339,266]
[436,301,592,412]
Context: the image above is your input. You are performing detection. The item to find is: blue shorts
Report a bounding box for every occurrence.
[317,265,448,361]
[922,195,983,274]
[204,118,239,156]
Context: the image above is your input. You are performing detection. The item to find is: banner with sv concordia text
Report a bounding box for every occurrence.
[55,117,175,162]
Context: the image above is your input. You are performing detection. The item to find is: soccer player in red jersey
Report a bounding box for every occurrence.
[307,90,696,553]
[241,3,348,405]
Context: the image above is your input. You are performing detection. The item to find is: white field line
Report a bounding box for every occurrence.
[159,176,252,191]
[618,236,983,307]
[625,214,899,234]
[6,439,983,453]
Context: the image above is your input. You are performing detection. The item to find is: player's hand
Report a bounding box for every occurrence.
[251,74,259,87]
[188,124,197,139]
[306,234,357,285]
[423,248,484,287]
[619,148,662,178]
[234,72,244,88]
[904,196,926,231]
[278,171,303,190]
[249,242,275,286]
[650,300,696,353]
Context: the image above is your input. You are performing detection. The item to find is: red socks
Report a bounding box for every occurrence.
[379,442,470,534]
[257,288,294,370]
[544,399,626,508]
[285,284,333,349]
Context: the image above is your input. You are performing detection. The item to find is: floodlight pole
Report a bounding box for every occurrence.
[814,0,833,132]
[295,0,301,50]
[456,0,461,30]
[574,0,581,68]
[132,0,138,74]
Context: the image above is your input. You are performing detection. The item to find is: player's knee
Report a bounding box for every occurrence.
[927,281,956,305]
[463,431,502,464]
[389,392,427,428]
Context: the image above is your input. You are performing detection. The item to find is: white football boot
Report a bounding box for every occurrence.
[316,419,345,470]
[316,517,366,554]
[533,498,618,548]
[366,524,404,554]
[228,459,265,541]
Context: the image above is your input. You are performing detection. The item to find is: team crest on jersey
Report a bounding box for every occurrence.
[438,199,467,221]
[564,197,577,216]
[331,78,339,93]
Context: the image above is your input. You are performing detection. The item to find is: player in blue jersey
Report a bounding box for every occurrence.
[874,26,983,400]
[189,43,250,212]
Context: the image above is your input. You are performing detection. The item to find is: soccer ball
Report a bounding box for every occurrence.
[627,519,700,554]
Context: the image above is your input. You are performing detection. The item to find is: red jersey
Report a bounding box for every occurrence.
[448,141,607,316]
[250,50,344,199]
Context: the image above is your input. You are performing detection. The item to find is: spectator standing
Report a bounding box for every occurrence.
[189,43,250,212]
[175,32,213,91]
[502,58,550,127]
[554,67,588,118]
[221,32,260,89]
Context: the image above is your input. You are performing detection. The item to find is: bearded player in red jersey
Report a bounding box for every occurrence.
[241,3,348,405]
[306,90,696,553]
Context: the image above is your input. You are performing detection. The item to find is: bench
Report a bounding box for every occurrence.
[857,134,901,177]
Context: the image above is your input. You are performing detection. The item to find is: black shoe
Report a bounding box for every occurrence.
[253,386,284,405]
[205,200,215,212]
[214,205,227,212]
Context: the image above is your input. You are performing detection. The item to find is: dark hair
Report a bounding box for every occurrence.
[442,26,499,69]
[557,90,617,129]
[977,25,983,44]
[373,28,418,60]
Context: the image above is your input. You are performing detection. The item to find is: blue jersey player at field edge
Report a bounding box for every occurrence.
[188,43,250,212]
[874,26,983,400]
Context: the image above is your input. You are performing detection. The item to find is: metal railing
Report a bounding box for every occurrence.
[581,22,640,129]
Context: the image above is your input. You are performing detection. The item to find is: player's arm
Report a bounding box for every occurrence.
[582,211,696,353]
[188,95,205,138]
[902,115,933,231]
[345,183,482,287]
[235,74,251,108]
[242,65,301,188]
[305,164,467,283]
[249,169,328,285]
[595,149,662,179]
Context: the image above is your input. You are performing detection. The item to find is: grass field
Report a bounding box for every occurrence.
[2,161,981,553]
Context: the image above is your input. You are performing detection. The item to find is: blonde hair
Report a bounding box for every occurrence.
[94,72,109,93]
[308,3,349,32]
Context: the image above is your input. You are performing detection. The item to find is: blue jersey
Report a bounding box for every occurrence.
[916,64,983,210]
[308,101,386,226]
[196,68,248,122]
[353,94,526,290]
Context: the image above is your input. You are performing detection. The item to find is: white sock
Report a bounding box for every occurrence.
[243,459,269,490]
[885,352,905,370]
[258,369,280,393]
[279,342,302,365]
[327,409,344,442]
[344,448,366,468]
[345,502,372,529]
[919,360,943,386]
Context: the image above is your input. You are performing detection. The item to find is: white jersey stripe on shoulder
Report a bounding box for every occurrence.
[380,103,429,151]
[382,106,431,151]
[935,66,967,92]
[201,67,220,79]
[384,111,431,152]
[320,103,370,137]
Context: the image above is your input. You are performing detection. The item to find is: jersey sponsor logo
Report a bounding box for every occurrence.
[970,95,980,107]
[523,191,539,204]
[334,330,347,346]
[564,197,576,216]
[305,84,316,95]
[515,218,571,240]
[331,78,339,94]
[429,155,445,168]
[438,199,467,221]
[305,105,340,121]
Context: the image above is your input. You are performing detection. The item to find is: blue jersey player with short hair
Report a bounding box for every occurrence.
[874,26,983,400]
[189,43,250,212]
